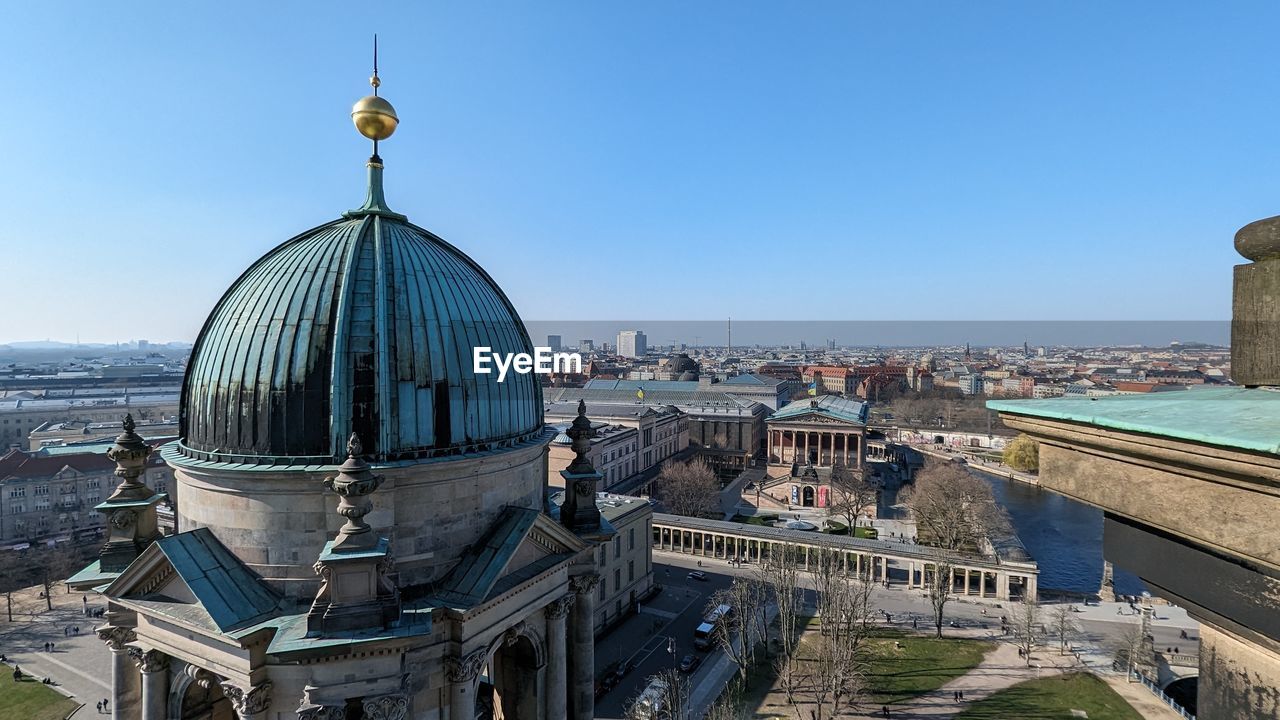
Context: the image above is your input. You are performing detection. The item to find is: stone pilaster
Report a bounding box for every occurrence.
[97,625,137,720]
[544,594,573,720]
[131,649,169,720]
[568,574,600,720]
[445,649,486,720]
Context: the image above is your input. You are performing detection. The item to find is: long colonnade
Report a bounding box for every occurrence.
[652,514,1037,602]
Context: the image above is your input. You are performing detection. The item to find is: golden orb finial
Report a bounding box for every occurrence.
[352,35,398,143]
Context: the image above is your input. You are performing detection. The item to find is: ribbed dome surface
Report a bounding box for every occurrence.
[177,211,543,466]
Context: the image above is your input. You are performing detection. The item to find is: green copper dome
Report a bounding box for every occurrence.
[175,167,544,466]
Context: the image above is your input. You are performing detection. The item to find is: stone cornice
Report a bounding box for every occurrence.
[1000,414,1280,495]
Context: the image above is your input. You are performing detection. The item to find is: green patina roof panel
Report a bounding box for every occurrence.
[987,386,1280,455]
[771,395,869,425]
[154,528,282,633]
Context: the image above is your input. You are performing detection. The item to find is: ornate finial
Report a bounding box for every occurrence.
[565,400,597,475]
[107,413,153,501]
[352,35,399,148]
[324,427,384,551]
[346,36,405,221]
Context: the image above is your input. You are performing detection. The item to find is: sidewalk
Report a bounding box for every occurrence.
[0,583,112,708]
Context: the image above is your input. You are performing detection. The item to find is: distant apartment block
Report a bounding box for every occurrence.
[0,448,174,546]
[617,330,647,359]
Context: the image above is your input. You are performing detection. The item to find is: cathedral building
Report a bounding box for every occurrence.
[70,61,610,720]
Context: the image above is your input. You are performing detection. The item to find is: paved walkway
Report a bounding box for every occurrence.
[0,584,112,708]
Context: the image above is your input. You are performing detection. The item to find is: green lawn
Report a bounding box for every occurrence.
[0,673,81,720]
[863,629,993,704]
[955,672,1144,720]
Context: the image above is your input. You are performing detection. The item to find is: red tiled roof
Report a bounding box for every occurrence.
[0,450,116,480]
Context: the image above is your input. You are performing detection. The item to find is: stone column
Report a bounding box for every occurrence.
[219,679,272,720]
[544,596,572,720]
[445,649,486,720]
[996,573,1010,601]
[98,625,138,720]
[963,569,971,595]
[132,649,168,720]
[569,574,600,720]
[1024,575,1038,602]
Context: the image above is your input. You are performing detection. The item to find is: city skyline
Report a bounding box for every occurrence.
[4,3,1279,343]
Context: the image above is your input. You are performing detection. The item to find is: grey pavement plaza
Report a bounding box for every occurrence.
[0,590,113,711]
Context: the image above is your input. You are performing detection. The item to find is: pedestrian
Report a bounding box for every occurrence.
[960,691,965,700]
[1175,646,1180,654]
[103,699,109,712]
[96,701,102,714]
[12,666,21,682]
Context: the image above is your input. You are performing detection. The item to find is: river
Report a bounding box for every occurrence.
[979,473,1146,597]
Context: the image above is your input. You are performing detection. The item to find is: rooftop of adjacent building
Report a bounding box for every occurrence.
[988,385,1280,456]
[544,400,683,421]
[771,394,870,426]
[0,446,168,480]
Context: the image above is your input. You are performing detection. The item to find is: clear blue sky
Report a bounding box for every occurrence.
[1,2,1277,343]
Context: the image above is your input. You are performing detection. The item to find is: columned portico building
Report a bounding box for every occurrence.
[765,396,869,508]
[767,395,869,471]
[72,67,610,720]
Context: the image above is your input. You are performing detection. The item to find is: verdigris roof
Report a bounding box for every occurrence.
[988,386,1280,455]
[771,395,869,425]
[106,527,282,635]
[176,180,543,466]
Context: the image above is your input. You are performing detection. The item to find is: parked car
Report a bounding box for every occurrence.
[679,654,702,673]
[687,571,707,582]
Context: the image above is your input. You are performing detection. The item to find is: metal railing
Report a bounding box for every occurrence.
[1132,670,1196,719]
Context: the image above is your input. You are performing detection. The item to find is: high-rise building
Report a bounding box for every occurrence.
[547,334,562,351]
[580,339,594,353]
[617,330,647,358]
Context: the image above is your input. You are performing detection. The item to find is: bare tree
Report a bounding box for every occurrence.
[655,457,720,518]
[810,542,876,656]
[1113,621,1152,681]
[708,579,764,684]
[626,668,691,720]
[902,461,1001,551]
[924,552,954,638]
[801,541,872,718]
[773,651,802,712]
[757,543,802,659]
[1010,598,1042,665]
[1049,604,1079,655]
[0,551,22,622]
[704,679,751,720]
[797,626,865,720]
[826,462,878,533]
